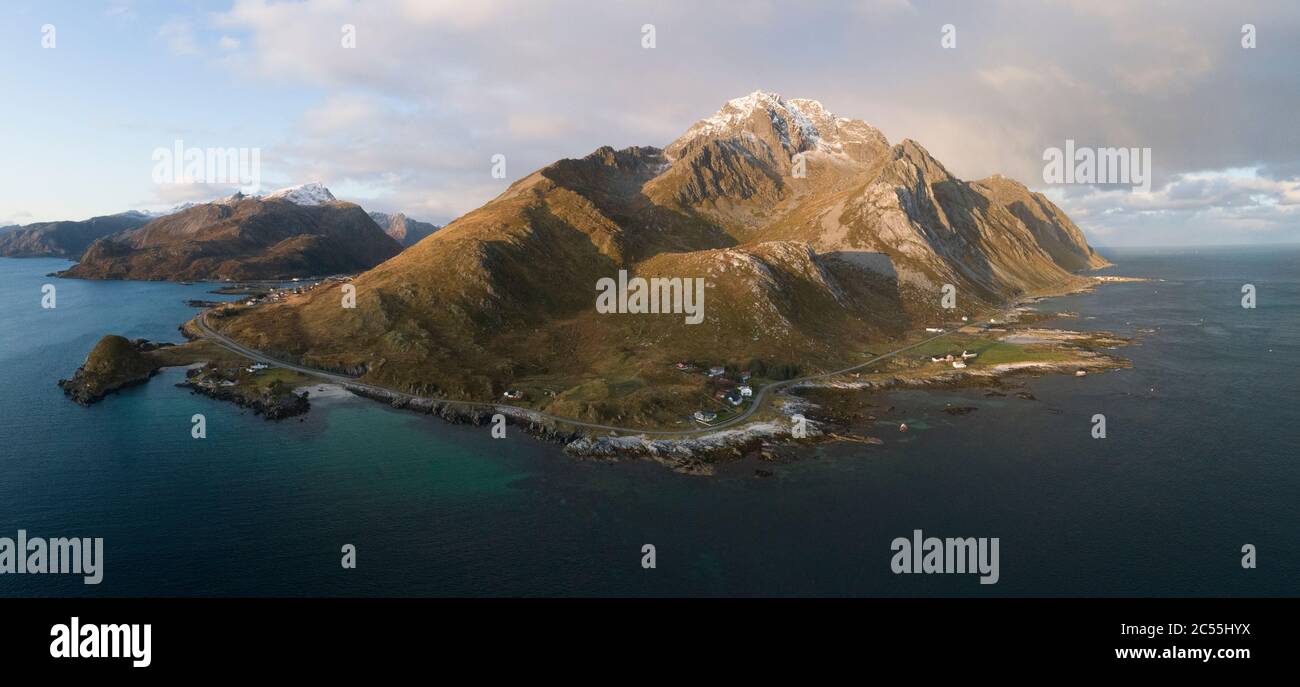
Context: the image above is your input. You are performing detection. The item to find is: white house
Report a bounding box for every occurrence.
[707,366,725,377]
[738,385,753,397]
[952,360,967,369]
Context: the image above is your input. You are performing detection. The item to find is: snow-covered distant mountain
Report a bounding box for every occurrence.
[143,203,195,218]
[140,183,338,219]
[264,182,337,206]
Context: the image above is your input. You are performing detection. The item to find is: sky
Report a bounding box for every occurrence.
[2,0,1298,247]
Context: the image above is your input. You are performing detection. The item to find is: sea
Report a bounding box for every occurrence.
[0,246,1296,597]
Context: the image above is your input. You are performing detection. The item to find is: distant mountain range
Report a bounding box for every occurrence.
[0,211,152,259]
[367,212,440,248]
[5,183,439,281]
[58,184,402,281]
[210,91,1109,420]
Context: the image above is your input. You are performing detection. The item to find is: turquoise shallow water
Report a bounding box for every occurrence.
[0,247,1296,596]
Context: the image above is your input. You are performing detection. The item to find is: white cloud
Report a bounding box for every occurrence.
[158,19,198,55]
[200,0,1300,241]
[1054,168,1300,245]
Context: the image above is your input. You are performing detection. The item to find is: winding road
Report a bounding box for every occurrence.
[195,311,955,436]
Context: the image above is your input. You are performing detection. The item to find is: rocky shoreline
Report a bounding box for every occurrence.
[178,370,311,420]
[59,276,1140,471]
[318,316,1133,473]
[57,333,312,421]
[59,366,159,406]
[343,382,826,475]
[344,384,584,443]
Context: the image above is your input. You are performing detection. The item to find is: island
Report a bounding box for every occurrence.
[57,91,1142,473]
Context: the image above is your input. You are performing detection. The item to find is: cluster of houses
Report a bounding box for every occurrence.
[929,350,978,369]
[244,284,312,306]
[715,384,754,406]
[239,277,348,307]
[191,361,271,390]
[676,361,754,423]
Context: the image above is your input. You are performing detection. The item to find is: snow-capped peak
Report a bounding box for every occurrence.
[264,182,336,206]
[670,91,836,157]
[667,90,891,162]
[141,201,198,218]
[695,91,818,136]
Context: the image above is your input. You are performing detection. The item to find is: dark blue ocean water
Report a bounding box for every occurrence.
[0,247,1296,597]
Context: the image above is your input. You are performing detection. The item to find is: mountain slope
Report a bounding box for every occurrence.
[60,185,402,281]
[0,212,152,259]
[212,92,1108,422]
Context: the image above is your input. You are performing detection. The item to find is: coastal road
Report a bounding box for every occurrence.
[194,312,955,437]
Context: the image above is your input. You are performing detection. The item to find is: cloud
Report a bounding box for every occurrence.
[104,1,139,20]
[1049,168,1300,245]
[158,19,198,55]
[1,210,34,227]
[200,0,1300,241]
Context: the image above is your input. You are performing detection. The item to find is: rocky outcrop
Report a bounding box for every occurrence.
[178,370,310,420]
[58,336,165,405]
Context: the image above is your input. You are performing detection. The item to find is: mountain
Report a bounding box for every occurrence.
[211,92,1108,423]
[0,211,152,259]
[263,182,338,206]
[59,185,403,281]
[368,212,440,248]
